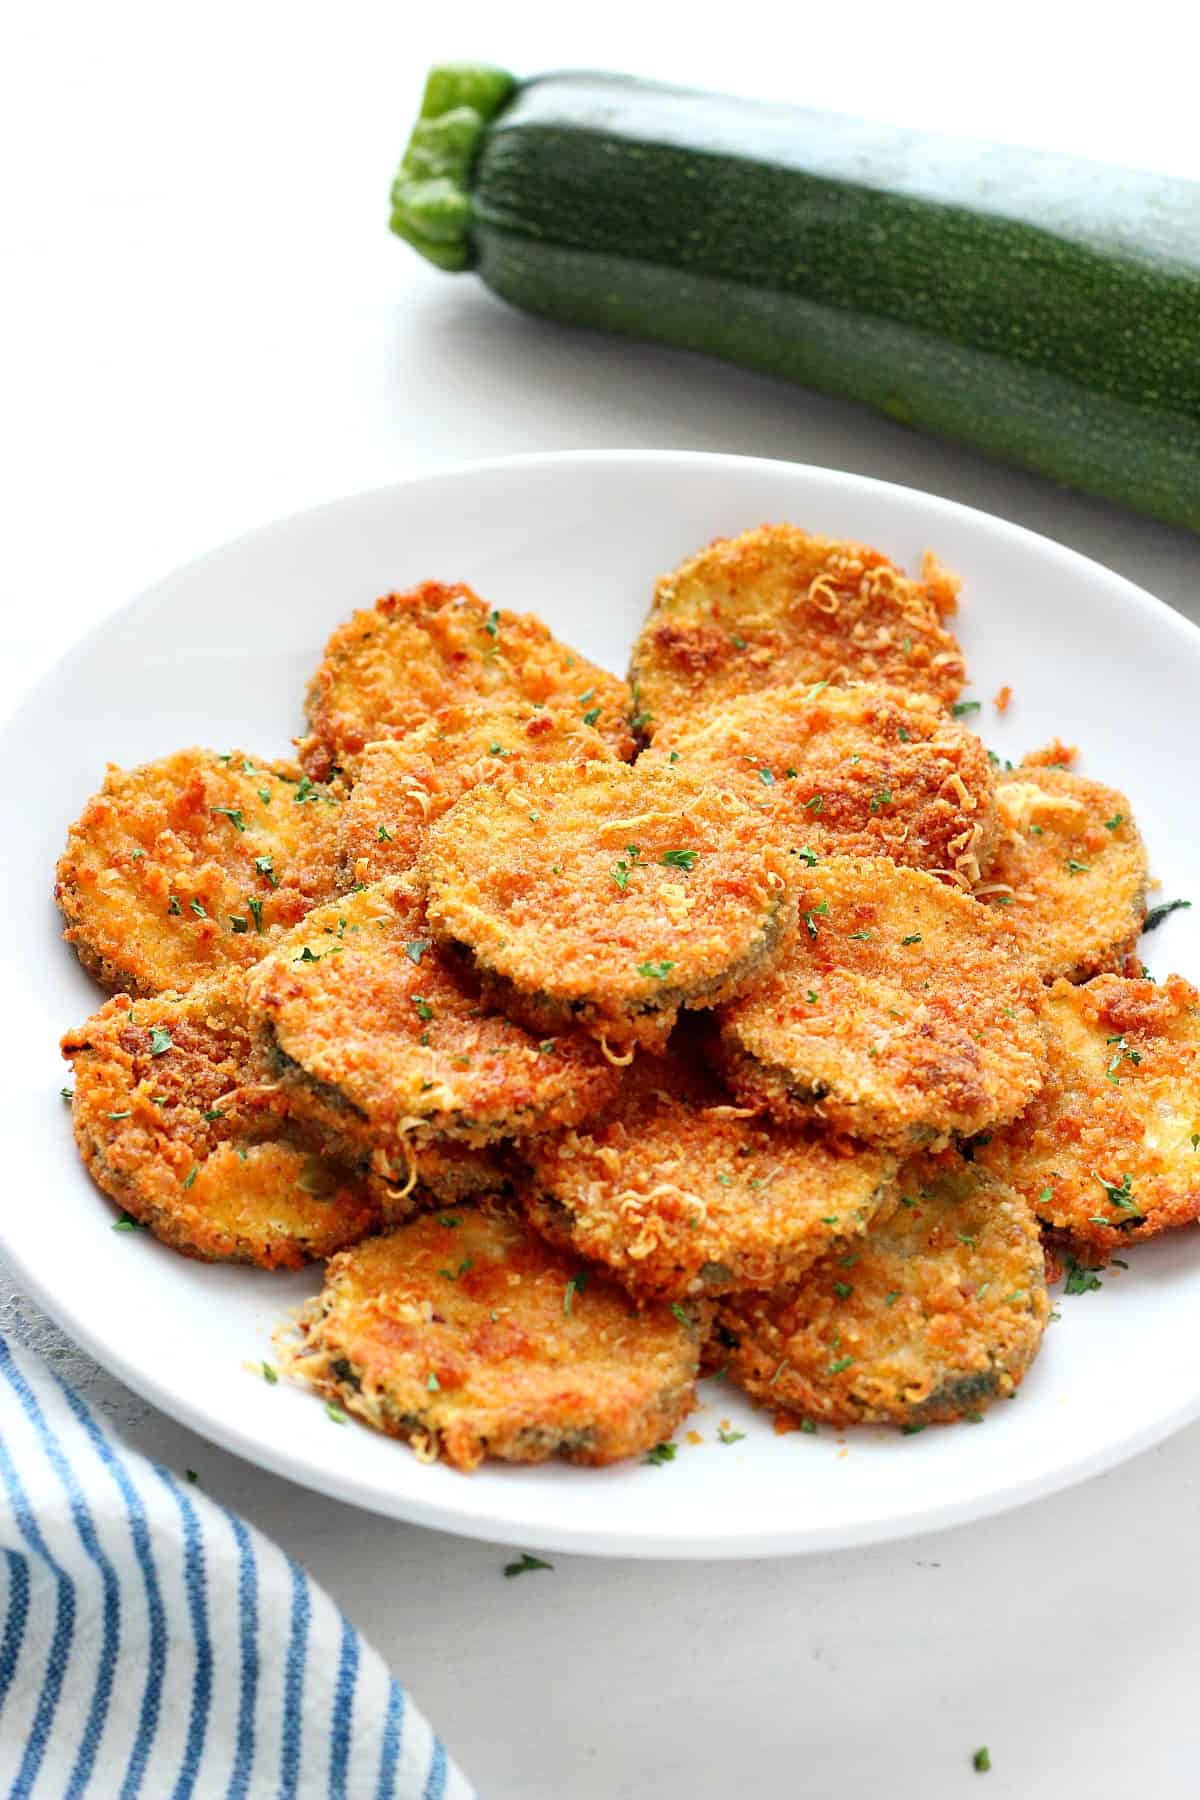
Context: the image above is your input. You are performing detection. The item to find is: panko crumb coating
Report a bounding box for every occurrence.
[337,700,616,885]
[55,748,343,997]
[246,881,620,1172]
[976,765,1148,982]
[642,681,996,885]
[976,974,1200,1260]
[61,980,381,1266]
[283,1206,707,1471]
[716,1151,1049,1428]
[628,525,966,739]
[518,1038,897,1300]
[298,580,634,781]
[419,762,798,1052]
[717,856,1047,1149]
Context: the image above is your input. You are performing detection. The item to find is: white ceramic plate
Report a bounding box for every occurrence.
[5,451,1199,1560]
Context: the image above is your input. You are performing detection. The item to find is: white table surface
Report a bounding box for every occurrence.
[3,4,1199,1795]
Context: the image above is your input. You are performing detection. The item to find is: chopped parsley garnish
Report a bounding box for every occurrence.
[848,930,872,941]
[168,895,182,916]
[958,1233,976,1248]
[294,775,321,804]
[377,824,393,843]
[869,789,892,813]
[1064,1256,1103,1295]
[487,741,508,758]
[1092,1169,1139,1213]
[901,1423,927,1435]
[563,1272,588,1316]
[802,794,824,813]
[757,767,775,786]
[405,939,429,964]
[325,1403,348,1425]
[901,932,922,946]
[182,1166,198,1190]
[112,1214,148,1232]
[577,687,595,704]
[951,700,982,717]
[833,1282,853,1300]
[730,632,748,650]
[230,915,249,933]
[60,1088,74,1101]
[504,1552,554,1578]
[202,1108,226,1122]
[660,849,698,871]
[612,845,642,890]
[190,898,207,918]
[149,1026,173,1057]
[973,1747,991,1774]
[412,997,434,1021]
[426,1372,440,1392]
[1144,898,1192,932]
[1104,813,1124,831]
[670,1303,694,1329]
[717,1426,746,1445]
[798,1418,817,1434]
[258,788,272,806]
[636,960,675,981]
[897,726,910,741]
[582,707,602,728]
[254,855,278,886]
[806,990,818,1003]
[644,1442,676,1466]
[792,846,819,866]
[1065,859,1090,875]
[884,1292,900,1307]
[248,898,265,933]
[827,1356,853,1375]
[806,680,830,700]
[261,1361,278,1384]
[296,946,320,963]
[802,899,829,938]
[106,1110,131,1120]
[484,609,500,640]
[130,847,145,860]
[211,806,245,831]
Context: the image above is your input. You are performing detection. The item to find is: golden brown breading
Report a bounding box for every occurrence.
[716,1151,1049,1428]
[717,857,1047,1149]
[61,981,381,1267]
[298,580,634,781]
[628,526,966,739]
[247,881,619,1166]
[419,762,798,1052]
[55,749,343,997]
[337,701,615,885]
[976,765,1148,982]
[372,1139,512,1218]
[975,975,1200,1259]
[517,1038,897,1300]
[641,682,997,884]
[283,1205,706,1470]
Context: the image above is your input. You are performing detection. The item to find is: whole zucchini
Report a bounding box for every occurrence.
[391,64,1200,531]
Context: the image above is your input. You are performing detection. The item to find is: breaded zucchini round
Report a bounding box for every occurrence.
[717,857,1047,1149]
[298,580,634,781]
[976,974,1200,1259]
[55,748,342,997]
[517,1039,897,1301]
[284,1206,705,1470]
[628,525,966,739]
[337,700,615,886]
[716,1152,1049,1428]
[976,764,1148,981]
[642,682,996,884]
[61,981,381,1267]
[247,880,619,1158]
[419,763,798,1052]
[369,1139,513,1222]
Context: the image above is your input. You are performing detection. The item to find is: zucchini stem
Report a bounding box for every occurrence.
[390,63,516,270]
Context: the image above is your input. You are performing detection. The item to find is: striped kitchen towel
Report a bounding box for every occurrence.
[0,1332,474,1798]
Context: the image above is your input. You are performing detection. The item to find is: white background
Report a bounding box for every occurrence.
[3,4,1199,1794]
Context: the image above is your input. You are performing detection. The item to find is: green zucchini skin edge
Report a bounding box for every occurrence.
[393,66,1200,531]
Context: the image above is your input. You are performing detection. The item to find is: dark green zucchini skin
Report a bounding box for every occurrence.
[394,69,1200,530]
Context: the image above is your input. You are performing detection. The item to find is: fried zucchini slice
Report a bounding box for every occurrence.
[976,975,1200,1259]
[628,526,966,739]
[337,700,615,885]
[518,1039,897,1301]
[716,1152,1049,1428]
[419,762,797,1052]
[642,682,996,884]
[247,880,619,1160]
[717,857,1047,1148]
[976,765,1148,981]
[298,580,634,780]
[284,1206,705,1470]
[55,748,342,997]
[61,981,381,1267]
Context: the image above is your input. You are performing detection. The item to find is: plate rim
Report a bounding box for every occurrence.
[6,445,1200,1560]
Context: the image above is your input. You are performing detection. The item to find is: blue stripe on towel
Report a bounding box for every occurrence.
[225,1512,259,1800]
[376,1680,405,1800]
[0,1548,30,1719]
[0,1342,121,1798]
[330,1612,359,1798]
[280,1557,311,1798]
[49,1371,169,1798]
[155,1470,213,1799]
